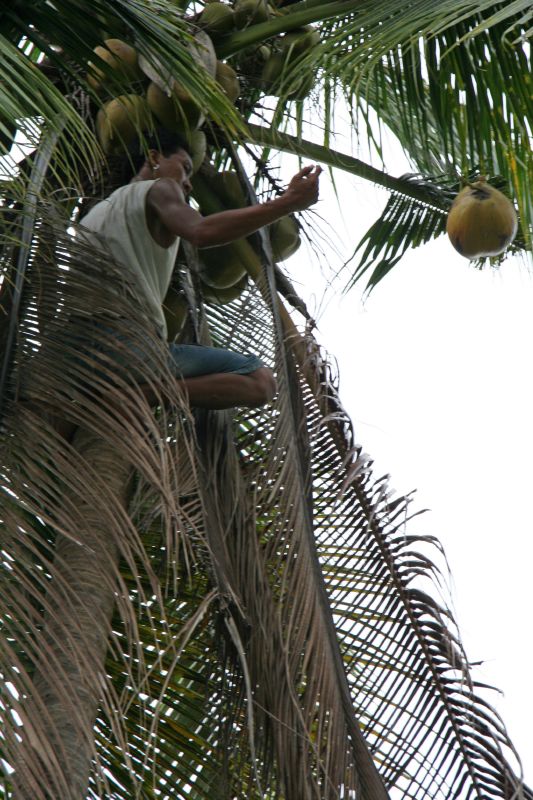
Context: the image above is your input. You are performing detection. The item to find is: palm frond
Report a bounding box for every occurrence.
[342,179,451,294]
[318,1,532,247]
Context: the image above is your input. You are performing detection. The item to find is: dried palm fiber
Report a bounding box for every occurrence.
[0,184,530,798]
[0,203,206,798]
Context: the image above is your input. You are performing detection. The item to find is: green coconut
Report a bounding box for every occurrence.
[200,275,249,304]
[260,52,314,97]
[215,61,241,103]
[270,215,301,261]
[279,27,320,57]
[188,130,207,172]
[87,39,143,92]
[163,288,189,340]
[234,0,270,28]
[147,81,205,133]
[200,3,235,36]
[208,170,248,208]
[96,94,152,154]
[198,245,248,288]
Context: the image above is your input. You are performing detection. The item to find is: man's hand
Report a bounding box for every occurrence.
[281,165,322,212]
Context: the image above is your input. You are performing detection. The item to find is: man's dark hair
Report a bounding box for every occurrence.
[127,127,191,176]
[79,127,191,218]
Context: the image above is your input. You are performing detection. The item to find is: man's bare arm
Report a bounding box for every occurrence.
[148,166,322,248]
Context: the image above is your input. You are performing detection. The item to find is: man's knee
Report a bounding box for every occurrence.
[248,367,277,407]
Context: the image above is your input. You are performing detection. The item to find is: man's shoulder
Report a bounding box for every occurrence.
[147,177,185,204]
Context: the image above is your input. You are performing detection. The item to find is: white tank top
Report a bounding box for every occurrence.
[80,180,180,338]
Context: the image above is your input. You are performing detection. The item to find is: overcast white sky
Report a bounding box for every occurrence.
[284,142,533,784]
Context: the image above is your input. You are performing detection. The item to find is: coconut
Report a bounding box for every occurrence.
[200,275,248,304]
[215,61,241,103]
[260,52,310,97]
[234,0,270,28]
[270,215,301,261]
[87,39,143,92]
[198,245,248,288]
[96,94,152,154]
[188,130,207,173]
[200,3,235,36]
[279,27,320,57]
[446,179,518,259]
[147,81,205,133]
[163,289,189,340]
[211,171,248,208]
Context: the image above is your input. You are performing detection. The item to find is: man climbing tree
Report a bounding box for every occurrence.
[80,128,322,410]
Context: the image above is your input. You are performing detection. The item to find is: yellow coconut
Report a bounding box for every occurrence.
[163,288,189,340]
[215,61,241,103]
[96,94,152,154]
[87,39,143,92]
[200,275,249,304]
[270,215,301,261]
[198,245,248,288]
[446,179,518,259]
[147,81,205,133]
[200,3,235,36]
[234,0,270,28]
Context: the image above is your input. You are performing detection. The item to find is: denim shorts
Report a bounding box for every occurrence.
[66,321,264,384]
[167,343,263,378]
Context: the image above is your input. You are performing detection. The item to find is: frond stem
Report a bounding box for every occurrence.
[244,123,449,211]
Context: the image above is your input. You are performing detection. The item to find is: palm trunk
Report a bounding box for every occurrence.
[12,428,133,800]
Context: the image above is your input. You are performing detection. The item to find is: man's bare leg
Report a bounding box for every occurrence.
[179,367,277,409]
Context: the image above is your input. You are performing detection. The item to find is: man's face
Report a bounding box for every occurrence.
[156,149,194,195]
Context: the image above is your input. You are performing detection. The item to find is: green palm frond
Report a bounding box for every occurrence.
[319,0,532,250]
[343,178,452,294]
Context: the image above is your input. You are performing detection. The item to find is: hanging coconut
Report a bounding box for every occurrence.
[163,288,189,340]
[270,214,301,261]
[96,94,152,154]
[198,244,249,288]
[279,26,320,57]
[200,275,249,304]
[200,3,235,37]
[210,171,248,208]
[260,52,310,97]
[215,61,241,103]
[446,179,518,259]
[188,130,207,173]
[147,81,205,133]
[87,39,143,93]
[234,0,270,28]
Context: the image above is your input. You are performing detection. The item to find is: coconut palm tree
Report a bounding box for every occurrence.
[0,1,531,798]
